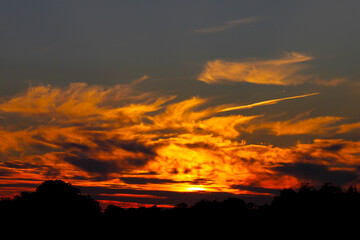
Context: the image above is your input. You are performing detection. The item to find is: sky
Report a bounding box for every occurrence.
[1,0,360,208]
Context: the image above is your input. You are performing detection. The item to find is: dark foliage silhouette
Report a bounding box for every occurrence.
[0,180,101,225]
[1,180,360,232]
[270,182,360,227]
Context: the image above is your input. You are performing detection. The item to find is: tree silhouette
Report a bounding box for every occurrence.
[0,180,101,223]
[1,180,360,232]
[36,179,81,197]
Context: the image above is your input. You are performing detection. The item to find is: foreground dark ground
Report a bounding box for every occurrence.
[0,180,359,233]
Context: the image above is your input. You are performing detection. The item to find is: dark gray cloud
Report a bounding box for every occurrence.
[0,181,40,190]
[31,132,158,162]
[90,136,157,155]
[1,161,39,169]
[115,140,157,156]
[45,134,160,177]
[60,142,91,152]
[123,157,152,168]
[293,151,338,164]
[274,162,358,185]
[120,177,181,185]
[30,135,91,152]
[184,142,219,150]
[77,185,273,207]
[319,143,346,152]
[231,185,281,195]
[190,178,213,185]
[0,160,60,178]
[62,155,122,175]
[0,168,13,176]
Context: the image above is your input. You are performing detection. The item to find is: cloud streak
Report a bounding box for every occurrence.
[219,92,319,112]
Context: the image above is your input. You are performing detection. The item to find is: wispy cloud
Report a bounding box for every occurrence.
[337,121,360,134]
[255,116,344,136]
[198,52,346,86]
[193,16,262,33]
[198,52,312,85]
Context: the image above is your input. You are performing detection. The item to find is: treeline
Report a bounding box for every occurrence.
[1,180,360,230]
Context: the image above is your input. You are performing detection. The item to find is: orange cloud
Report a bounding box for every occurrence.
[198,52,346,86]
[198,52,312,85]
[0,82,359,205]
[0,80,153,119]
[198,115,257,138]
[256,116,344,136]
[337,121,360,134]
[0,129,29,154]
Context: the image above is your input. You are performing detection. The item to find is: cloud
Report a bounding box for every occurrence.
[197,115,257,138]
[198,52,312,85]
[62,155,122,175]
[313,77,347,86]
[219,92,319,112]
[254,116,343,136]
[198,52,346,86]
[0,82,360,206]
[230,184,281,195]
[274,162,358,185]
[120,177,181,185]
[337,121,360,134]
[0,79,156,119]
[99,193,167,200]
[83,185,272,207]
[288,139,360,166]
[193,17,261,33]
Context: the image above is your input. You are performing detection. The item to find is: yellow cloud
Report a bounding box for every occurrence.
[0,80,152,119]
[198,52,312,85]
[198,115,258,138]
[219,92,319,112]
[264,116,344,135]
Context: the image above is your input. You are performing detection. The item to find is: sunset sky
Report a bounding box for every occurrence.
[1,0,360,208]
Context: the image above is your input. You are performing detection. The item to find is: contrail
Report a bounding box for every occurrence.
[219,92,319,112]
